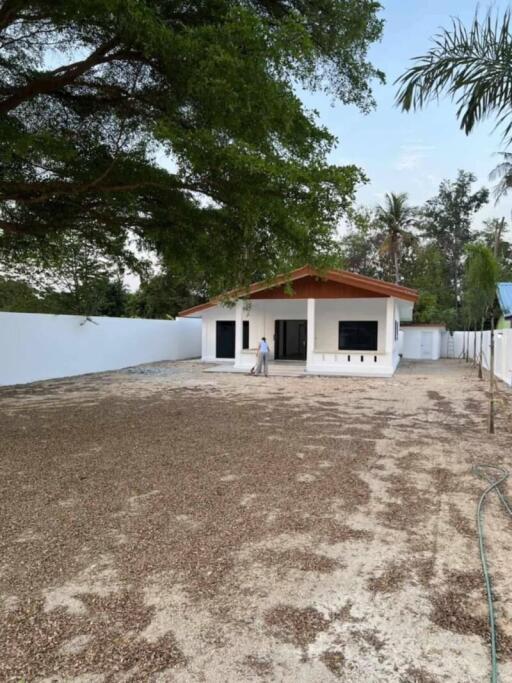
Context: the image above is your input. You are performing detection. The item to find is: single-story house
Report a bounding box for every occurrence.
[497,282,512,329]
[180,266,418,377]
[400,323,446,360]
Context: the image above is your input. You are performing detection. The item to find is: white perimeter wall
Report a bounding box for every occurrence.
[0,312,202,386]
[443,329,512,386]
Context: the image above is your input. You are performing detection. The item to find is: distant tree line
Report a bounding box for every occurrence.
[342,170,512,329]
[0,229,205,318]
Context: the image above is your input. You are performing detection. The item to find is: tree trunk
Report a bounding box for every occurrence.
[393,247,400,285]
[489,315,495,434]
[465,326,470,362]
[461,324,466,360]
[478,318,484,380]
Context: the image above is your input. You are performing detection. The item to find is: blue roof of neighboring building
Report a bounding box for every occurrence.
[497,282,512,319]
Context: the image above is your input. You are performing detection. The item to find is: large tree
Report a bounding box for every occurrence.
[127,269,206,319]
[404,243,455,326]
[418,171,488,309]
[0,0,384,292]
[341,207,381,278]
[463,243,500,431]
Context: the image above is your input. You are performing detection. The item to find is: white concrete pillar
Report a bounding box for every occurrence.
[201,317,208,361]
[306,298,315,369]
[234,300,243,366]
[385,297,395,355]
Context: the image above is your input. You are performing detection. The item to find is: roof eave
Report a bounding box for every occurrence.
[178,266,418,316]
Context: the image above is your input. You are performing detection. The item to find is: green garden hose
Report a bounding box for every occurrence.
[473,465,512,683]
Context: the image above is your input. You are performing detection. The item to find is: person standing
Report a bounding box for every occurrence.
[254,337,270,376]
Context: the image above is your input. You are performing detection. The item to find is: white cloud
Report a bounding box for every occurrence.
[393,144,435,171]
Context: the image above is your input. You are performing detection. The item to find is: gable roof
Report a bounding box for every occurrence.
[497,282,512,319]
[179,265,418,317]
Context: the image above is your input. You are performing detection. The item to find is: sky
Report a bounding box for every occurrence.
[299,0,512,229]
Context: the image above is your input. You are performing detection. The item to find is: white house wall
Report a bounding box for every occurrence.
[314,298,388,353]
[201,300,308,361]
[200,296,408,377]
[309,297,397,377]
[201,305,235,361]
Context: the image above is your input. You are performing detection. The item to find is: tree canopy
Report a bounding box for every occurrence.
[463,243,500,324]
[418,170,488,307]
[0,0,384,291]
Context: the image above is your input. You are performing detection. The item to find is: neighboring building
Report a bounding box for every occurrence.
[497,282,512,329]
[400,323,446,360]
[179,265,418,377]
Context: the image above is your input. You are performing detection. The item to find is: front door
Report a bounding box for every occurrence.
[216,321,235,358]
[275,320,307,360]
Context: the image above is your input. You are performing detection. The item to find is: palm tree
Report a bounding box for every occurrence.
[376,192,415,284]
[396,11,512,146]
[489,154,512,201]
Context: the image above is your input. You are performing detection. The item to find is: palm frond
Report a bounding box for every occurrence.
[396,10,512,145]
[489,152,512,201]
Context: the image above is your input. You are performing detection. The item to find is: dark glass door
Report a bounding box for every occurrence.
[216,321,235,358]
[274,320,307,360]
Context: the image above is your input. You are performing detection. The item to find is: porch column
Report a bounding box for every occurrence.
[307,298,315,369]
[234,299,243,366]
[201,317,208,361]
[385,297,395,355]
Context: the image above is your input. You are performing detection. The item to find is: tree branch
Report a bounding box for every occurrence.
[0,178,166,204]
[0,38,119,114]
[0,0,22,31]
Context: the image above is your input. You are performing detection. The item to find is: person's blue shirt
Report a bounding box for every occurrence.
[259,340,269,353]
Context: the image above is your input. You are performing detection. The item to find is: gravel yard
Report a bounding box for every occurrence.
[1,359,512,682]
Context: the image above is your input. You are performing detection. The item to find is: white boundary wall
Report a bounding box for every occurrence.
[442,329,512,387]
[0,312,201,386]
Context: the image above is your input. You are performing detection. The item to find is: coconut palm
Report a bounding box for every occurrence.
[376,192,415,284]
[396,11,512,146]
[489,153,512,201]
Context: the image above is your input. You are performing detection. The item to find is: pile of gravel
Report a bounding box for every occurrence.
[120,365,186,377]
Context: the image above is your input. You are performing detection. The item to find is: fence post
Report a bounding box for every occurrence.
[489,317,495,434]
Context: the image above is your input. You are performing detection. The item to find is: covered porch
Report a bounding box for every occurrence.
[234,297,403,377]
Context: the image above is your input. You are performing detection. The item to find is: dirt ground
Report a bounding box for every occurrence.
[1,359,512,683]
